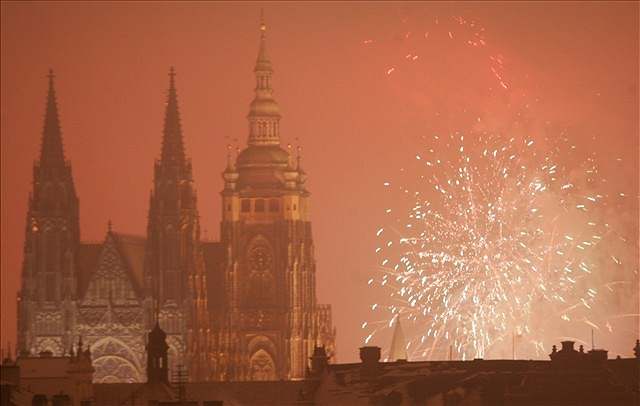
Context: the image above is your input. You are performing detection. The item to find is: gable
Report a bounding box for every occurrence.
[80,234,143,304]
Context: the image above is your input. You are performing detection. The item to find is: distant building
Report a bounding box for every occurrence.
[16,15,335,383]
[0,342,93,406]
[3,330,638,405]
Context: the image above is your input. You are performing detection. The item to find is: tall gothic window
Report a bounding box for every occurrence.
[246,242,275,307]
[45,230,59,272]
[45,273,56,301]
[165,271,179,301]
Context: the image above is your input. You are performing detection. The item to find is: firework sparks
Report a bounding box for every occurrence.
[364,14,509,90]
[365,132,636,361]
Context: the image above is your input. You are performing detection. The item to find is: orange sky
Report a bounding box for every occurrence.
[1,1,638,361]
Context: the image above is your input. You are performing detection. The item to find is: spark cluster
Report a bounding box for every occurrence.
[365,132,635,361]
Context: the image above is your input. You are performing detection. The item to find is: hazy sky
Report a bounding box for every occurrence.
[1,1,638,362]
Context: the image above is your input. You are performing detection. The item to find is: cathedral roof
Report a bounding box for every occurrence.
[112,232,146,293]
[76,243,103,296]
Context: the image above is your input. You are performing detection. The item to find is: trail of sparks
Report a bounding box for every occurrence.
[364,15,508,89]
[365,132,635,361]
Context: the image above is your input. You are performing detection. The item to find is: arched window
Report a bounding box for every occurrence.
[241,199,251,213]
[249,349,276,381]
[32,394,48,406]
[255,199,265,212]
[269,199,279,212]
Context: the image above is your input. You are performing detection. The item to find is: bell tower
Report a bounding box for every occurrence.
[18,70,80,356]
[217,14,335,381]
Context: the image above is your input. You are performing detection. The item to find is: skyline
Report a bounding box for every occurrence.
[2,2,638,362]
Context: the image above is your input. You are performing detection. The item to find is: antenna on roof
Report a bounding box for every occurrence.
[591,329,595,350]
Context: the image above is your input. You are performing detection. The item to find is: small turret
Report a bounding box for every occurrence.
[146,322,169,384]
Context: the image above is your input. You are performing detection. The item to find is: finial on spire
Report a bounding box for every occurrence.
[47,68,55,84]
[260,8,266,37]
[107,219,113,233]
[287,143,294,167]
[169,66,176,90]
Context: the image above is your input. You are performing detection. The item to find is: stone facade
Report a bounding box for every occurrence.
[17,19,335,383]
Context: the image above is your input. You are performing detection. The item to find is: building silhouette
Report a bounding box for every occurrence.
[16,17,336,383]
[2,335,638,405]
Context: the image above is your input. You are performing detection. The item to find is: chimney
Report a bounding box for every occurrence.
[309,346,328,378]
[359,346,381,379]
[560,341,576,352]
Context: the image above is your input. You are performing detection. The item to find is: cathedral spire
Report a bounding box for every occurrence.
[160,67,186,168]
[39,69,66,167]
[247,12,281,146]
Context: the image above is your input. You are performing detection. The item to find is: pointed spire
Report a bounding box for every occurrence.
[388,316,408,361]
[160,67,186,167]
[247,11,281,146]
[39,69,66,166]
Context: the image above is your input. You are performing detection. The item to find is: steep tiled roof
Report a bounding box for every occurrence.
[75,243,102,296]
[112,233,146,293]
[201,241,225,312]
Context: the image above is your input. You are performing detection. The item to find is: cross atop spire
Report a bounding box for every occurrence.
[39,68,66,167]
[169,66,176,90]
[159,67,186,168]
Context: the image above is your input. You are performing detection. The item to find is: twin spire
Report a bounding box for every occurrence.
[39,69,66,167]
[159,67,187,169]
[39,13,278,171]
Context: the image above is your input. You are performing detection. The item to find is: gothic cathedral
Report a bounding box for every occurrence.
[17,18,336,383]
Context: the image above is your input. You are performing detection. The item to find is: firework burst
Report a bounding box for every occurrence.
[365,131,636,361]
